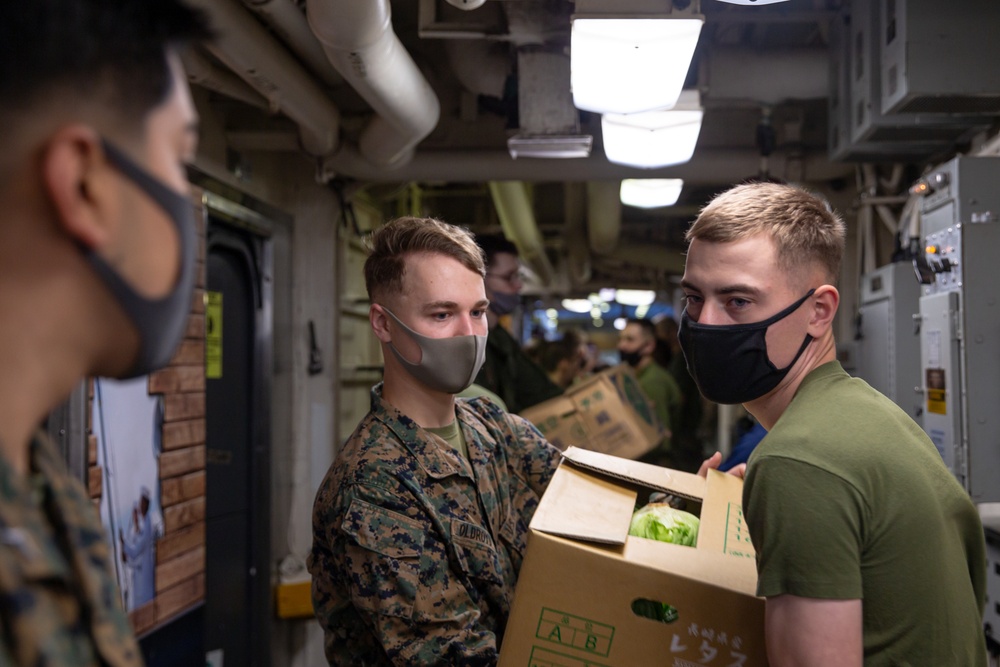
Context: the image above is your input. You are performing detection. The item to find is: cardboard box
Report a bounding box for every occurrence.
[520,366,664,460]
[498,447,766,667]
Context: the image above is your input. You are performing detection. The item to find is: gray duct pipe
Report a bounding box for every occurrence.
[240,0,343,87]
[322,146,853,184]
[186,0,340,156]
[307,0,440,168]
[181,49,269,110]
[586,181,622,256]
[488,182,556,286]
[706,47,829,104]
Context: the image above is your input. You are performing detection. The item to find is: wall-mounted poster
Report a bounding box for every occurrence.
[92,376,165,614]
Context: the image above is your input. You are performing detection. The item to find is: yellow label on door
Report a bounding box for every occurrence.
[205,291,223,379]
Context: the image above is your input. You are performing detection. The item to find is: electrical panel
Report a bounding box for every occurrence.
[829,0,989,162]
[848,0,987,146]
[881,0,1000,115]
[915,156,1000,503]
[855,262,922,423]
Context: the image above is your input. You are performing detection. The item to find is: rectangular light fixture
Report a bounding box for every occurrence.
[571,16,703,115]
[602,90,703,168]
[507,134,594,159]
[620,178,684,208]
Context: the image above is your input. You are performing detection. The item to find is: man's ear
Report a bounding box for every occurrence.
[370,304,392,343]
[41,125,117,251]
[808,284,840,335]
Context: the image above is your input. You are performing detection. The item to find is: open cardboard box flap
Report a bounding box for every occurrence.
[561,446,707,499]
[531,447,755,561]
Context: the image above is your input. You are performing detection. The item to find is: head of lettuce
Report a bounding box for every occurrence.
[628,503,700,546]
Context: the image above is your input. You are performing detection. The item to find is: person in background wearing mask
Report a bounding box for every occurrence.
[680,182,986,665]
[0,1,208,663]
[617,318,683,468]
[474,234,562,414]
[308,217,562,665]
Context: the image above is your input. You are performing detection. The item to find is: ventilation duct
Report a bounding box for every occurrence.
[307,0,440,168]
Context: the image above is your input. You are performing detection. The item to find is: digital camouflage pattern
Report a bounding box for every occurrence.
[0,433,143,665]
[308,385,562,665]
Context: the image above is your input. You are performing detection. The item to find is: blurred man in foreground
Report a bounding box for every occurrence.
[0,0,209,662]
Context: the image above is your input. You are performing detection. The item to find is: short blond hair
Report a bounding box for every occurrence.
[363,216,485,302]
[686,182,846,283]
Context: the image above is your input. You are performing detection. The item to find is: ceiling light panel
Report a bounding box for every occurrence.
[570,17,703,115]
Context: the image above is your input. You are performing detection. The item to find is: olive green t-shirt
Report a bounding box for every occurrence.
[426,419,468,459]
[636,360,682,449]
[744,361,986,666]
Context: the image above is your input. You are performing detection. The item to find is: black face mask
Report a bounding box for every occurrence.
[678,289,816,405]
[83,139,197,379]
[620,349,643,368]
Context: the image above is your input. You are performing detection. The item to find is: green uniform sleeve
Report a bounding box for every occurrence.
[744,456,867,600]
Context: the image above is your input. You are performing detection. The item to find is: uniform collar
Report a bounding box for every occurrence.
[369,384,473,479]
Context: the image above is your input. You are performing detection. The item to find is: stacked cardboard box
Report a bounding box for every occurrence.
[520,366,664,460]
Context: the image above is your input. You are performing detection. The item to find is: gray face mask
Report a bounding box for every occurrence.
[84,139,197,379]
[382,308,487,394]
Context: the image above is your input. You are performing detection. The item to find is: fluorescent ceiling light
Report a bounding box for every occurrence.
[602,91,703,168]
[562,298,593,313]
[615,289,657,307]
[620,179,684,208]
[571,17,703,115]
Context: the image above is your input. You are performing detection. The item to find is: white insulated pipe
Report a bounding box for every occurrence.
[488,182,556,286]
[240,0,343,87]
[307,0,440,168]
[186,0,340,156]
[181,49,270,110]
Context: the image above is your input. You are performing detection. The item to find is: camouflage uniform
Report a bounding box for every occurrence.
[309,385,561,665]
[0,433,143,665]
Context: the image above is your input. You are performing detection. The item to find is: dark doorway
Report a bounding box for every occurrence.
[204,220,272,666]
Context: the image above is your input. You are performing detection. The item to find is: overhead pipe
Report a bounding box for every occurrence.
[586,181,622,256]
[705,47,829,104]
[322,146,853,184]
[240,0,343,87]
[488,182,556,286]
[445,40,509,99]
[307,0,440,168]
[181,48,270,110]
[186,0,340,156]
